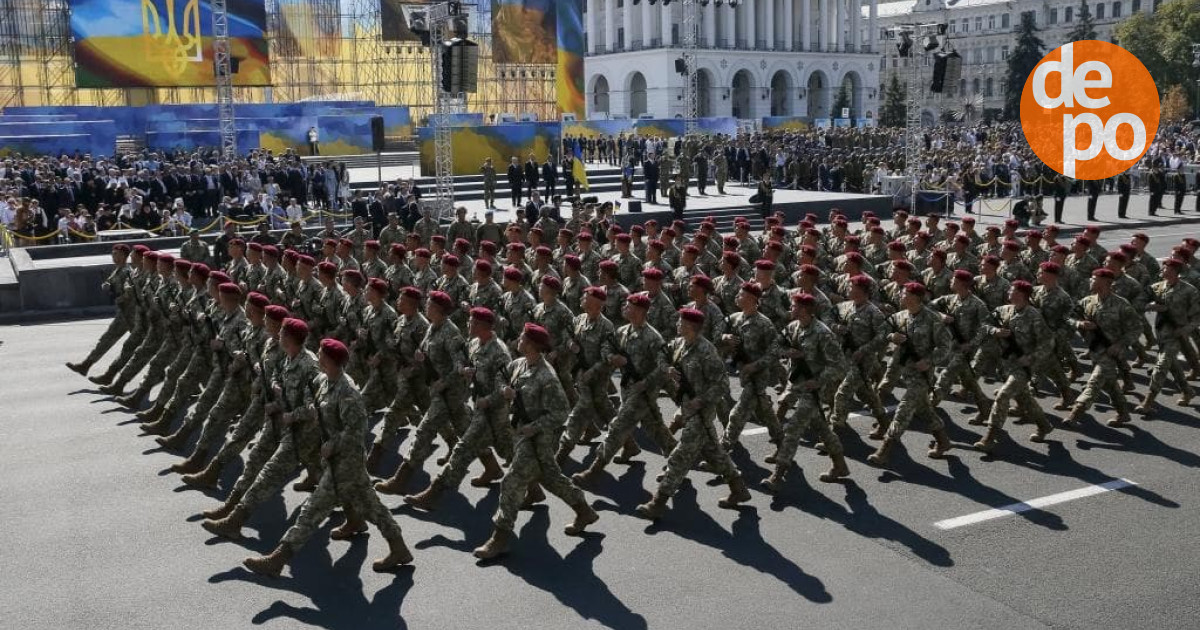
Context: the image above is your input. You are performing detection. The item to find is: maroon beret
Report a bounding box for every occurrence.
[399,286,422,301]
[799,264,821,277]
[320,338,350,365]
[415,248,432,259]
[133,244,151,254]
[265,304,290,322]
[522,323,552,350]
[535,245,552,257]
[454,238,471,251]
[218,282,243,297]
[691,274,715,292]
[740,281,763,298]
[342,269,365,284]
[297,254,316,267]
[678,307,705,325]
[584,286,607,301]
[502,266,524,282]
[577,232,594,242]
[246,291,270,309]
[1011,280,1034,296]
[1091,268,1116,279]
[541,275,562,291]
[642,267,665,281]
[892,260,914,272]
[284,249,300,262]
[508,242,526,253]
[1039,261,1062,274]
[616,233,632,244]
[389,244,407,258]
[317,261,338,275]
[475,259,494,275]
[953,269,974,283]
[209,271,231,284]
[173,259,192,271]
[469,307,496,325]
[190,263,211,278]
[112,243,131,253]
[563,254,582,269]
[428,290,455,311]
[480,240,498,254]
[754,259,776,271]
[850,274,873,289]
[1163,258,1185,269]
[441,254,461,267]
[368,277,389,294]
[722,252,741,268]
[903,281,927,296]
[791,292,816,306]
[598,259,619,273]
[281,317,309,341]
[626,292,651,309]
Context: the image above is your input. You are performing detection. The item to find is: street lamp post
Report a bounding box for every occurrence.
[1192,44,1200,120]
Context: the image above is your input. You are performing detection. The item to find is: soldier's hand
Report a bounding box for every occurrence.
[914,359,931,372]
[941,314,954,324]
[784,349,804,359]
[476,397,491,410]
[460,366,475,379]
[210,339,224,350]
[668,367,681,382]
[321,442,334,460]
[356,327,368,339]
[1077,321,1097,331]
[609,355,627,368]
[291,299,301,309]
[502,386,516,401]
[889,332,908,344]
[281,412,295,425]
[253,362,262,375]
[994,328,1012,338]
[413,350,425,363]
[721,333,737,345]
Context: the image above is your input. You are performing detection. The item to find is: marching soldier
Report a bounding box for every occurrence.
[1063,268,1142,428]
[67,243,135,377]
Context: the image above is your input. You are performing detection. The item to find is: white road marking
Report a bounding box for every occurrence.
[743,406,898,436]
[933,478,1138,530]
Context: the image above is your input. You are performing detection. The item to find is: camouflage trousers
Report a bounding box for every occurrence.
[725,372,781,445]
[375,372,430,447]
[405,384,470,467]
[238,425,322,513]
[987,365,1045,430]
[971,339,1002,380]
[192,374,253,455]
[493,430,586,532]
[594,387,677,467]
[112,329,172,389]
[1051,329,1084,376]
[438,405,514,490]
[1148,337,1193,398]
[83,312,131,365]
[886,368,943,440]
[1075,355,1130,417]
[209,389,267,470]
[656,403,741,498]
[169,364,227,440]
[551,355,576,407]
[97,318,147,379]
[934,349,988,408]
[561,374,616,451]
[281,457,405,550]
[777,386,843,471]
[226,418,279,504]
[347,351,369,389]
[360,361,398,414]
[831,360,887,426]
[150,345,200,413]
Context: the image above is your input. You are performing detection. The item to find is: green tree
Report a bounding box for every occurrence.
[1161,84,1192,121]
[833,83,851,118]
[1067,0,1098,42]
[1116,0,1200,110]
[881,72,906,127]
[1004,12,1045,120]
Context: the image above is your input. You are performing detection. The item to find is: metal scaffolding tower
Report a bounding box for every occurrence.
[428,1,465,217]
[681,0,699,137]
[212,0,238,158]
[888,22,942,212]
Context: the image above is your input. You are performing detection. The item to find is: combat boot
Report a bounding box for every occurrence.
[292,470,319,492]
[667,413,685,435]
[330,516,369,541]
[818,453,851,483]
[760,472,785,494]
[973,427,1004,453]
[520,482,546,509]
[364,442,386,476]
[141,416,173,437]
[1062,404,1085,428]
[764,450,779,464]
[969,400,992,426]
[867,417,891,440]
[473,527,513,560]
[202,490,244,520]
[201,506,248,540]
[181,459,222,489]
[635,494,669,520]
[374,461,414,495]
[243,544,294,578]
[135,405,162,423]
[867,438,897,466]
[170,449,209,474]
[373,535,414,571]
[470,451,504,487]
[404,480,446,511]
[928,429,952,459]
[66,360,93,376]
[1054,388,1078,411]
[717,476,751,509]
[612,437,642,464]
[116,386,149,409]
[1134,392,1158,415]
[564,501,599,535]
[571,458,606,486]
[98,382,126,396]
[1106,413,1132,428]
[1177,390,1194,406]
[156,429,189,452]
[89,371,115,386]
[554,442,573,467]
[581,423,602,443]
[1030,416,1054,443]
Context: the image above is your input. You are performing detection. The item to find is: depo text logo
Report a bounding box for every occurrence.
[1021,40,1159,180]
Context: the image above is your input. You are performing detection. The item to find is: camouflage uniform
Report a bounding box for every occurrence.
[929,292,992,411]
[438,336,514,489]
[655,337,743,498]
[493,357,588,533]
[774,318,847,474]
[830,300,890,426]
[405,320,471,466]
[110,273,180,391]
[1069,293,1141,420]
[168,304,246,445]
[589,322,677,465]
[280,372,406,550]
[645,291,677,341]
[533,299,578,401]
[1032,284,1083,392]
[358,301,401,412]
[985,304,1052,430]
[139,284,204,414]
[500,289,537,346]
[560,313,617,450]
[724,311,783,445]
[469,280,505,318]
[188,309,260,457]
[1146,279,1200,401]
[207,331,281,474]
[434,273,471,329]
[884,306,952,441]
[81,263,135,366]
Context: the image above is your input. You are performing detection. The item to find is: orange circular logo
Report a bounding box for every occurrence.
[1020,40,1159,181]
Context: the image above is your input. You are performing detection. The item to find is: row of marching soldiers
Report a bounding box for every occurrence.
[66,208,1200,577]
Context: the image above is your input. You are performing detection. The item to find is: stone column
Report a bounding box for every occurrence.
[801,0,811,51]
[604,0,615,51]
[818,0,828,49]
[869,0,878,53]
[784,0,794,50]
[587,0,597,53]
[622,0,633,50]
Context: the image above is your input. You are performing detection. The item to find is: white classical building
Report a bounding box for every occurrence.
[582,0,885,123]
[870,0,1157,124]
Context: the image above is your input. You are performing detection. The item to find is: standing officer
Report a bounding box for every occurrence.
[1085,177,1101,222]
[643,154,659,205]
[480,157,498,210]
[1116,170,1131,219]
[1147,164,1165,216]
[1172,166,1187,215]
[507,156,524,207]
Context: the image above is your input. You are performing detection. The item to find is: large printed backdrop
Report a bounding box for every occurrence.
[70,0,271,88]
[491,0,555,65]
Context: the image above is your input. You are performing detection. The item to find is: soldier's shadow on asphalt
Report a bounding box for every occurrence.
[643,482,833,604]
[210,528,415,629]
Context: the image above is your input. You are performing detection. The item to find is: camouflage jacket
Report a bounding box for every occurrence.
[683,300,727,341]
[611,252,643,288]
[314,371,369,468]
[390,312,430,370]
[385,262,414,296]
[646,291,677,340]
[1149,279,1200,339]
[500,289,537,343]
[470,336,512,408]
[572,312,617,382]
[469,280,505,316]
[214,307,250,370]
[615,322,668,393]
[712,273,744,316]
[274,349,321,430]
[833,300,889,357]
[973,274,1012,310]
[434,273,471,310]
[887,306,952,369]
[929,292,992,351]
[508,356,570,433]
[1070,293,1142,352]
[562,273,590,315]
[987,304,1052,368]
[922,266,954,299]
[361,302,399,361]
[724,311,782,374]
[533,299,576,351]
[243,262,267,295]
[293,276,323,323]
[421,319,469,389]
[667,336,728,408]
[361,258,388,281]
[1032,284,1075,334]
[601,282,631,324]
[779,318,847,389]
[757,283,791,329]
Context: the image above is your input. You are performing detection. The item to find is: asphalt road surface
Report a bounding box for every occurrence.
[1,224,1198,630]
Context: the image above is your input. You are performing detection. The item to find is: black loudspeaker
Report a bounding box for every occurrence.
[581,195,599,204]
[674,58,687,74]
[930,51,961,94]
[628,200,643,213]
[370,116,386,152]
